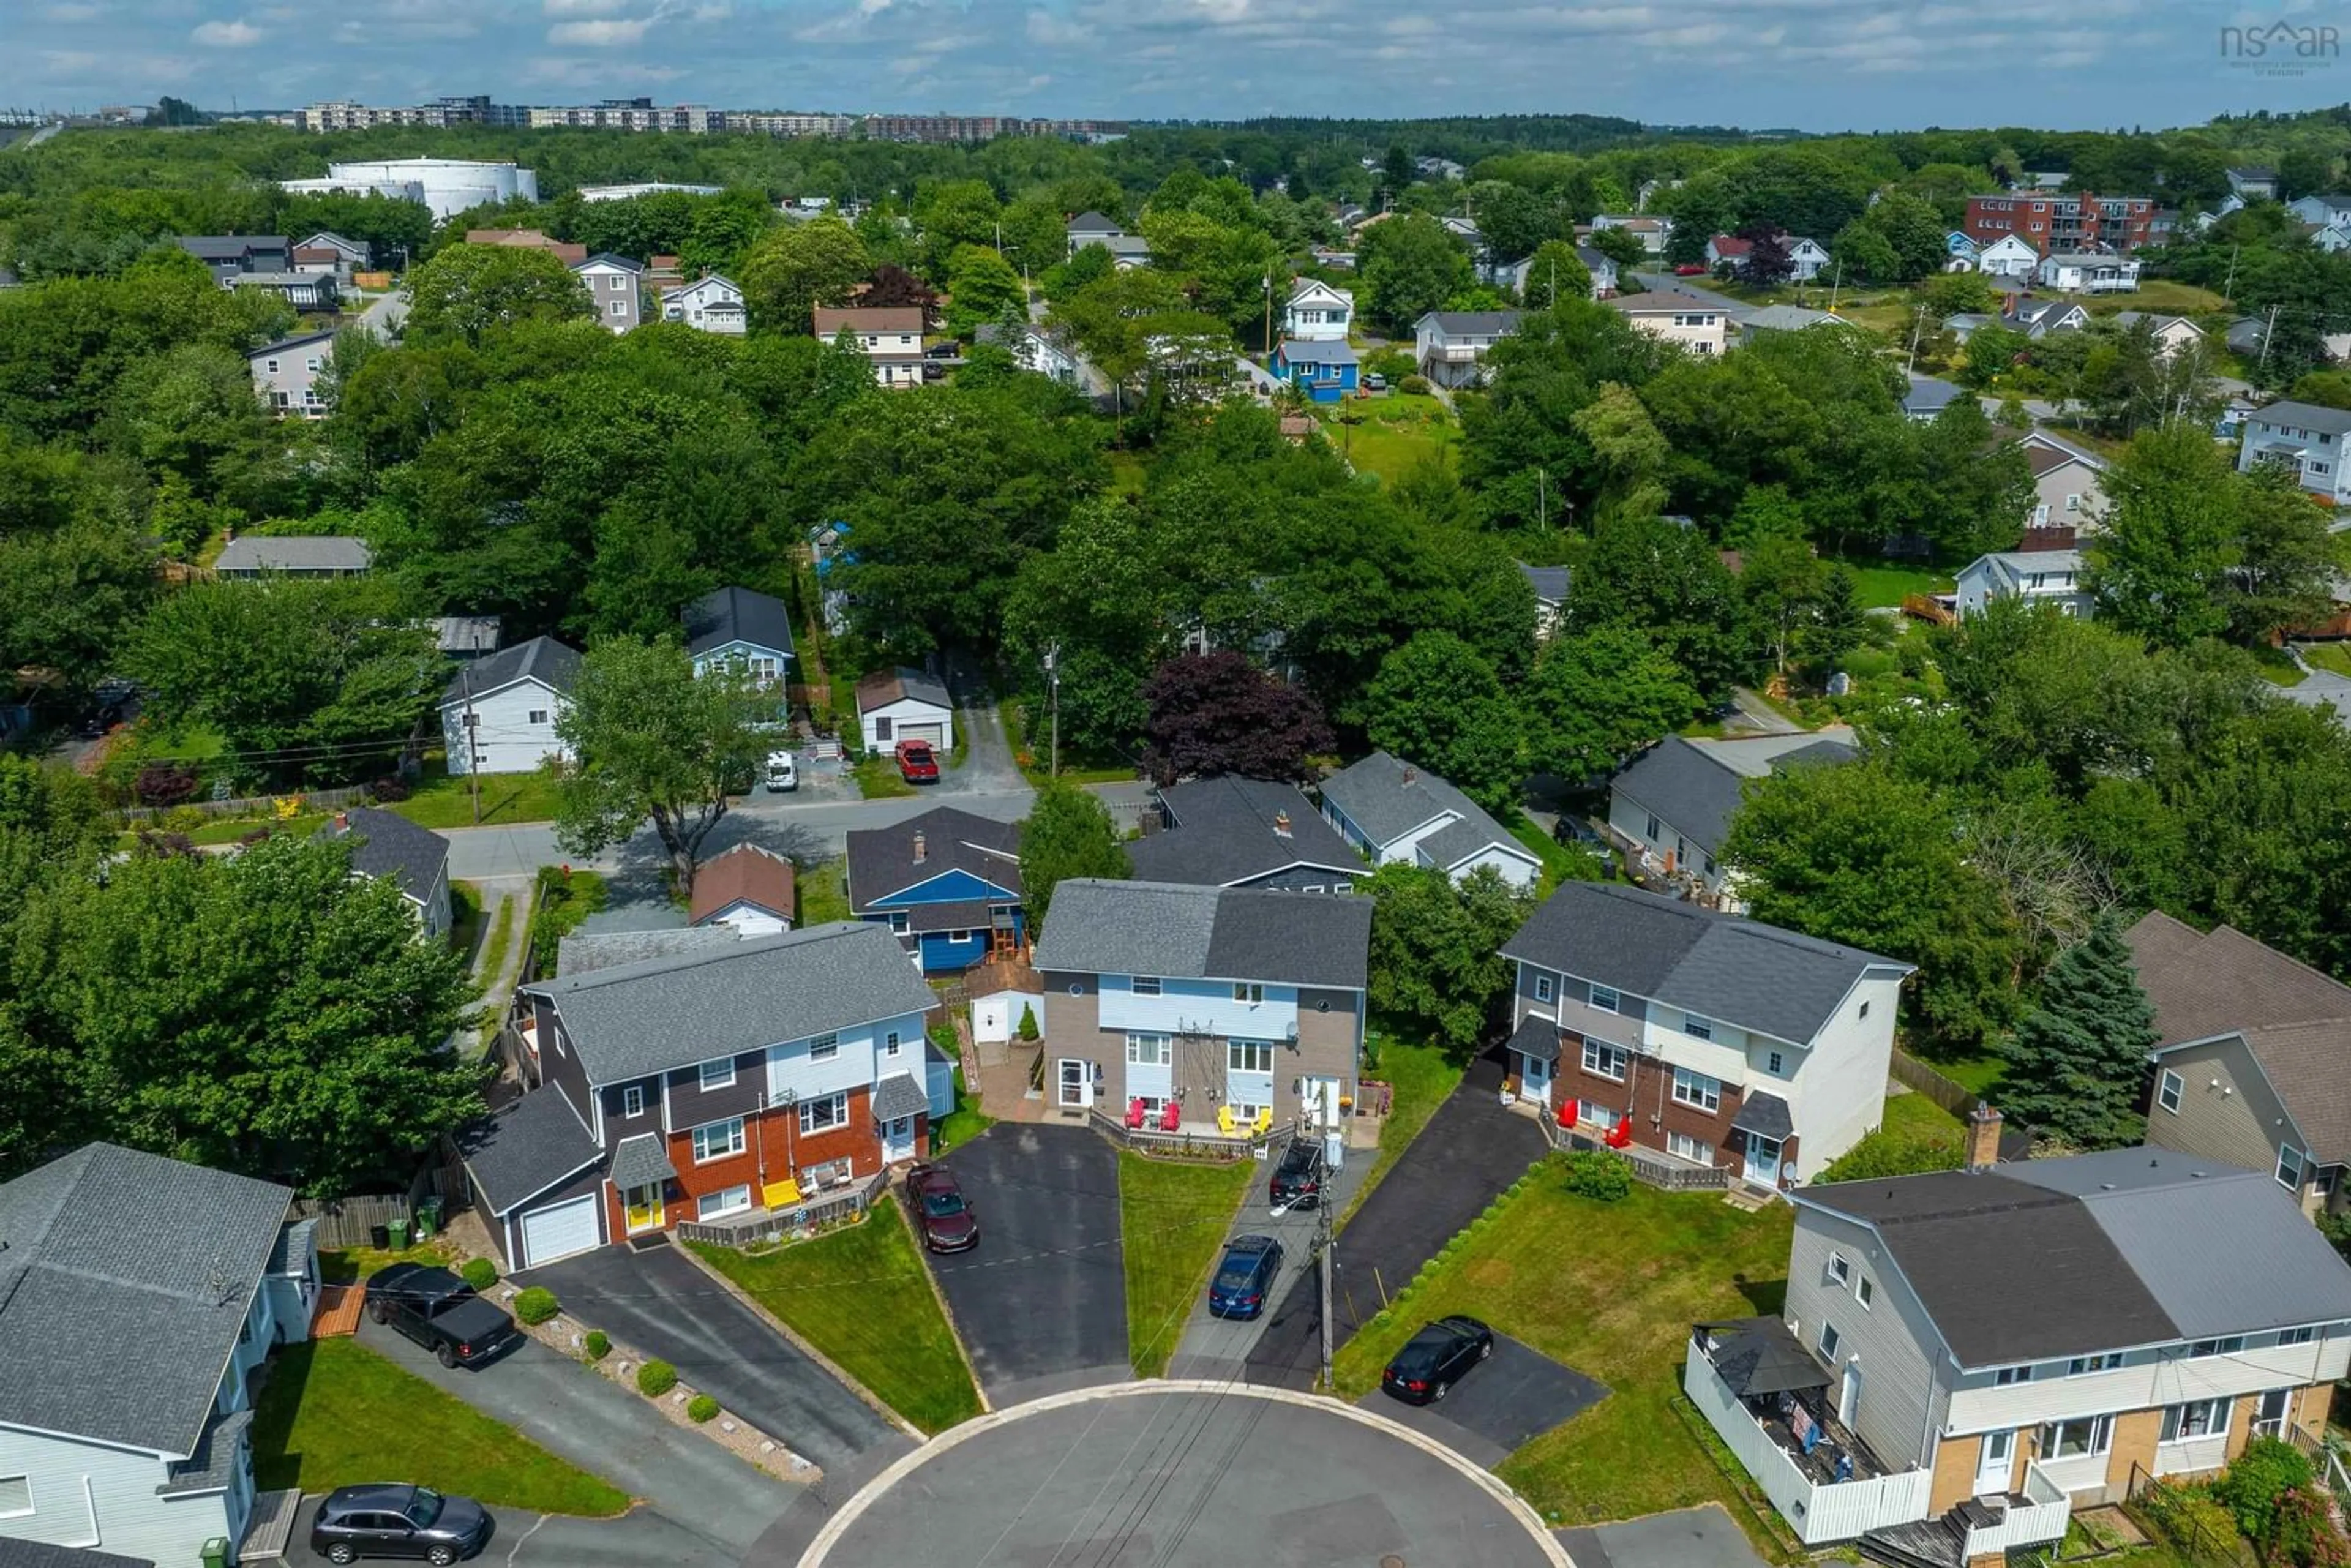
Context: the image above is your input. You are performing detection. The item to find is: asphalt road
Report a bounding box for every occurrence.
[351,1315,793,1564]
[1247,1052,1547,1389]
[926,1123,1130,1406]
[803,1387,1561,1567]
[519,1245,907,1476]
[1357,1334,1608,1469]
[1559,1504,1771,1568]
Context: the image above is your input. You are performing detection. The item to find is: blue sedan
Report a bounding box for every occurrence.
[1207,1234,1284,1319]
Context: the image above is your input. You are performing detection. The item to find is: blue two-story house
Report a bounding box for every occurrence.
[683,585,796,722]
[1269,339,1360,403]
[846,806,1025,973]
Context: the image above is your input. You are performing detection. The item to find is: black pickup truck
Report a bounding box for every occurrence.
[366,1264,520,1368]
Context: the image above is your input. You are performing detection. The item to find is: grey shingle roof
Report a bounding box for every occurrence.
[1067,211,1120,233]
[1319,751,1517,863]
[847,806,1021,911]
[160,1406,254,1495]
[873,1073,930,1120]
[1805,1149,2351,1365]
[1610,733,1856,861]
[1419,310,1526,336]
[442,634,582,705]
[608,1133,677,1191]
[683,585,797,662]
[2251,400,2351,437]
[1500,880,1910,1046]
[1277,339,1359,366]
[0,1542,152,1568]
[214,535,373,574]
[1123,776,1360,889]
[1505,1012,1561,1063]
[1033,880,1371,991]
[321,806,447,907]
[522,921,939,1083]
[1730,1090,1793,1141]
[457,1090,602,1215]
[1903,377,1964,414]
[268,1216,317,1275]
[250,328,339,360]
[0,1144,293,1456]
[1517,561,1571,603]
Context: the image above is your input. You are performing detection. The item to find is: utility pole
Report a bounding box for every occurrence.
[1537,466,1548,531]
[1316,1188,1337,1389]
[1906,304,1927,373]
[2222,244,2241,305]
[1043,642,1060,778]
[2259,301,2281,370]
[1262,269,1273,354]
[1829,258,1844,316]
[462,664,480,826]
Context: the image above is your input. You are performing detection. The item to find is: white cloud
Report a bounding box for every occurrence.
[43,3,102,20]
[42,48,101,70]
[543,0,628,13]
[548,15,653,43]
[192,18,263,45]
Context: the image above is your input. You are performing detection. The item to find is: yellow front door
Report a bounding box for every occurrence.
[623,1184,664,1232]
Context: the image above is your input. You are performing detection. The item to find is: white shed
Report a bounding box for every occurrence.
[856,666,955,756]
[973,986,1044,1045]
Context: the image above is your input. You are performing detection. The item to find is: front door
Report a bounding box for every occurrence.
[1058,1057,1092,1109]
[1745,1135,1783,1186]
[1976,1427,2015,1494]
[1521,1053,1551,1105]
[1838,1360,1862,1427]
[623,1183,664,1233]
[883,1116,915,1162]
[2254,1388,2291,1438]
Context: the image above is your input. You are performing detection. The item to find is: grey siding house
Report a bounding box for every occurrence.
[248,330,338,419]
[320,806,453,940]
[1125,775,1362,893]
[1320,751,1540,890]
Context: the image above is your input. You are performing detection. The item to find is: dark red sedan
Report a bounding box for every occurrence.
[907,1162,978,1252]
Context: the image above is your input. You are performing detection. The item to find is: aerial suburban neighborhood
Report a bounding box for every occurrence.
[3,31,2351,1568]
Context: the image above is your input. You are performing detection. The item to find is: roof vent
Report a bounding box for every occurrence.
[913,831,927,863]
[1273,811,1292,838]
[1401,766,1417,785]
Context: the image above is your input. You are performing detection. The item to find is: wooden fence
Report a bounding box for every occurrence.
[1889,1049,1978,1118]
[1086,1109,1299,1161]
[288,1193,413,1250]
[1546,1123,1734,1191]
[675,1169,887,1247]
[117,783,376,826]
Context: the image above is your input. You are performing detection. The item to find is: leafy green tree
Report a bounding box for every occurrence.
[404,244,591,347]
[2279,147,2338,202]
[1363,863,1534,1054]
[1359,214,1474,335]
[739,216,870,335]
[2087,422,2243,647]
[1739,531,1828,673]
[945,244,1027,336]
[2225,462,2342,645]
[0,756,110,916]
[1925,271,1997,318]
[1566,511,1750,700]
[1998,912,2159,1149]
[1472,182,1561,263]
[551,636,769,895]
[912,179,1003,279]
[0,521,155,697]
[1523,628,1699,782]
[1521,239,1592,308]
[1018,776,1130,931]
[1365,632,1523,812]
[274,190,432,268]
[1584,226,1648,271]
[1726,758,2027,1046]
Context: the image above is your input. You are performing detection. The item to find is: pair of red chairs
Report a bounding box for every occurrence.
[1123,1098,1183,1132]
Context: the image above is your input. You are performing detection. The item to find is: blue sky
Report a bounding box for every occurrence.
[6,0,2349,132]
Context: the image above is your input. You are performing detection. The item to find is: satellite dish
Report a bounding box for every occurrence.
[1780,1160,1798,1183]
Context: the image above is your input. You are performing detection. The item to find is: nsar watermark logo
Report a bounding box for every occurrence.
[2221,7,2341,76]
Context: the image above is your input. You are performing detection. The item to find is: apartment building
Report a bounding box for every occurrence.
[1963,191,2156,253]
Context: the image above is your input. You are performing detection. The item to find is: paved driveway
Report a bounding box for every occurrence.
[1168,1138,1367,1382]
[351,1315,793,1563]
[1558,1504,1769,1568]
[290,1492,746,1568]
[926,1122,1128,1405]
[1247,1051,1548,1388]
[520,1244,904,1474]
[1356,1335,1608,1469]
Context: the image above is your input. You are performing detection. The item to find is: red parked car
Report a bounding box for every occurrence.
[906,1162,978,1252]
[1673,263,1708,276]
[895,738,940,783]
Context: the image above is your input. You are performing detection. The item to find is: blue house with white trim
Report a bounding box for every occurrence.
[846,806,1026,973]
[1269,339,1359,403]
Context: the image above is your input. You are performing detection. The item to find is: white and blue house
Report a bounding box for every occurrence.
[1319,751,1542,890]
[846,806,1026,973]
[1269,339,1359,403]
[683,585,795,724]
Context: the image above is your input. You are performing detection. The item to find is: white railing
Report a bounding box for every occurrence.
[1682,1340,1933,1545]
[1962,1461,2072,1556]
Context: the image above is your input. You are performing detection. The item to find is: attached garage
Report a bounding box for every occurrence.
[517,1193,602,1268]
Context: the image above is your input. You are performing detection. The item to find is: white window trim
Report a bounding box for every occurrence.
[1228,1040,1275,1074]
[2068,1352,2123,1375]
[1581,1039,1625,1081]
[1534,974,1555,1003]
[1589,985,1622,1013]
[1856,1276,1875,1310]
[699,1059,736,1092]
[691,1117,746,1164]
[0,1474,31,1518]
[1994,1364,2034,1386]
[1827,1253,1851,1287]
[2157,1069,2183,1114]
[885,1030,902,1059]
[1671,1067,1721,1114]
[698,1185,752,1220]
[2278,1145,2305,1191]
[1131,975,1161,996]
[808,1033,840,1063]
[621,1085,645,1118]
[2161,1398,2231,1444]
[797,1091,849,1135]
[1127,1033,1171,1067]
[1820,1321,1842,1360]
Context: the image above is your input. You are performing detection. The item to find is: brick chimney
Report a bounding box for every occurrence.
[912,830,927,863]
[1967,1103,2004,1171]
[333,810,348,831]
[1401,765,1417,785]
[1273,810,1292,838]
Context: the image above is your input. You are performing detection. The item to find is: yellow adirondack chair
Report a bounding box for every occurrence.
[1217,1104,1236,1135]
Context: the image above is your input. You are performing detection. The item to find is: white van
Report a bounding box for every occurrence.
[765,751,798,792]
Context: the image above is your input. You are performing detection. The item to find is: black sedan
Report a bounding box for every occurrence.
[310,1484,490,1564]
[1269,1139,1325,1210]
[1207,1234,1284,1319]
[906,1161,978,1252]
[1379,1315,1494,1405]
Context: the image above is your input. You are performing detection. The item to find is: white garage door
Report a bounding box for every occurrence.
[518,1194,601,1267]
[899,722,945,748]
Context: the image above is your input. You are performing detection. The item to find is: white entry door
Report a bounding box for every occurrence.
[883,1116,915,1162]
[1976,1428,2014,1494]
[1521,1053,1551,1103]
[1058,1057,1092,1109]
[1745,1135,1783,1186]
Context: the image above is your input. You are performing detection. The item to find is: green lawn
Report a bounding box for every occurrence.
[1333,1167,1796,1537]
[931,1062,993,1153]
[1910,1047,2005,1098]
[1880,1089,1964,1141]
[796,858,852,925]
[250,1338,630,1515]
[689,1198,981,1433]
[1828,558,1954,610]
[1119,1151,1257,1378]
[1505,809,1608,891]
[1322,393,1460,486]
[2301,642,2351,678]
[2091,279,2227,316]
[1346,1031,1466,1222]
[318,1239,456,1286]
[1108,451,1149,498]
[2252,645,2307,686]
[448,881,484,960]
[852,755,917,798]
[389,759,567,830]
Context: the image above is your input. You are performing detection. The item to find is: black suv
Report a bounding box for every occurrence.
[311,1483,490,1564]
[366,1264,519,1368]
[1269,1139,1325,1210]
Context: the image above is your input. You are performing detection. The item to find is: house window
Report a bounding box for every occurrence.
[1667,1131,1714,1163]
[1856,1277,1875,1310]
[1589,985,1622,1014]
[1581,1040,1627,1081]
[1233,981,1265,1005]
[1127,1033,1171,1067]
[1671,1067,1721,1113]
[798,1092,848,1134]
[528,709,549,725]
[1859,1000,1870,1019]
[699,1059,735,1092]
[609,301,627,318]
[0,1476,29,1517]
[1643,814,1661,841]
[888,912,911,934]
[691,1117,746,1163]
[1684,1013,1712,1041]
[885,1030,902,1059]
[2040,1415,2113,1458]
[2161,1399,2232,1442]
[1820,1321,1842,1360]
[2186,1337,2245,1359]
[1333,880,1352,894]
[1995,1365,2034,1386]
[1535,975,1556,1004]
[1132,976,1161,996]
[948,929,972,943]
[874,716,893,741]
[2279,1146,2306,1190]
[1229,1040,1275,1074]
[1827,1253,1851,1286]
[265,358,280,374]
[621,1085,645,1118]
[2069,1353,2123,1375]
[305,356,323,373]
[1766,1051,1785,1075]
[698,1185,751,1220]
[2280,1326,2317,1347]
[2064,493,2081,513]
[808,1033,839,1063]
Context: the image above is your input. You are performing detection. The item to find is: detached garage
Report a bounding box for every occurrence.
[457,1090,608,1269]
[857,666,954,757]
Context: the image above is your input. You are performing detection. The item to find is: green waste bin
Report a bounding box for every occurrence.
[388,1217,410,1249]
[416,1197,443,1240]
[201,1537,228,1568]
